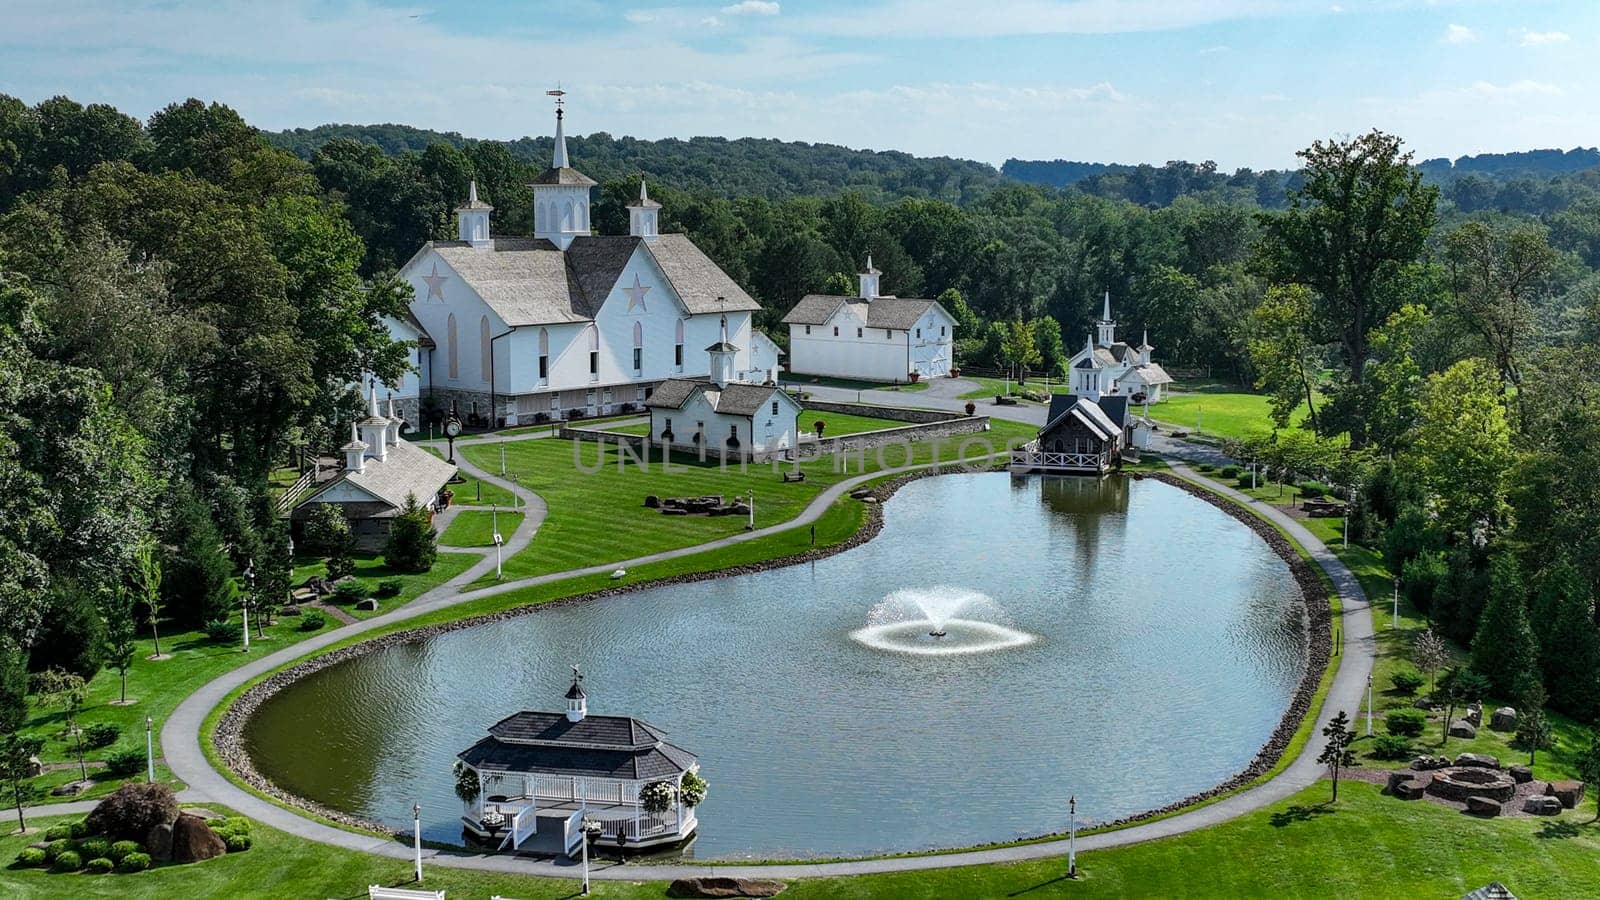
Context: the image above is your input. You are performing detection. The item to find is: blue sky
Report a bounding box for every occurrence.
[0,0,1595,169]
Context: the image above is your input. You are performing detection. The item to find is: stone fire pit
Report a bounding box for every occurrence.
[1426,766,1517,802]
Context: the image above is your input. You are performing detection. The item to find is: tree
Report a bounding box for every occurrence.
[1436,668,1489,748]
[132,538,165,659]
[303,504,353,557]
[0,639,25,735]
[1406,359,1514,542]
[937,287,981,337]
[1318,710,1357,802]
[1537,560,1600,721]
[1000,319,1041,385]
[1578,731,1600,821]
[1257,130,1438,444]
[100,587,137,704]
[1413,629,1448,697]
[0,732,44,832]
[164,492,237,626]
[1470,554,1539,696]
[1247,284,1320,431]
[33,669,89,782]
[28,581,105,680]
[1513,676,1551,768]
[383,493,438,574]
[1031,317,1067,380]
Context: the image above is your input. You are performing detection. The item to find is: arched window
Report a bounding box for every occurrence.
[587,324,600,380]
[579,200,589,232]
[632,321,643,348]
[674,319,685,368]
[563,199,575,231]
[632,321,643,371]
[446,313,458,379]
[535,201,545,233]
[480,316,492,382]
[537,327,550,380]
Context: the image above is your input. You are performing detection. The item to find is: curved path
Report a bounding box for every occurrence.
[155,440,1373,882]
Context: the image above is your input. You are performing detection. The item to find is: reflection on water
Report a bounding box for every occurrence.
[245,473,1306,860]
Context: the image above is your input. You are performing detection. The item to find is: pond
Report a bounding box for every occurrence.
[244,472,1306,860]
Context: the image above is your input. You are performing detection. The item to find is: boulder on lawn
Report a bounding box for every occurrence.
[1386,771,1416,793]
[849,489,872,499]
[1455,752,1500,769]
[1508,765,1534,784]
[1392,778,1429,800]
[1524,795,1563,816]
[146,822,173,862]
[667,876,788,898]
[50,780,90,797]
[1449,720,1477,739]
[1546,781,1586,810]
[644,495,660,509]
[1411,755,1451,771]
[1490,707,1518,731]
[354,597,378,612]
[170,813,227,863]
[1466,796,1502,817]
[1413,696,1438,711]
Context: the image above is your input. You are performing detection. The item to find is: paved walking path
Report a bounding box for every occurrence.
[131,442,1375,882]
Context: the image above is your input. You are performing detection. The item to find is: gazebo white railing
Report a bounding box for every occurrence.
[1009,439,1112,473]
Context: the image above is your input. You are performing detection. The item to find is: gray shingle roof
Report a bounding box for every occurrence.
[644,377,788,417]
[781,294,846,326]
[1042,395,1121,441]
[298,441,457,513]
[530,166,599,186]
[1118,363,1173,386]
[643,234,761,314]
[711,383,786,416]
[487,711,670,750]
[643,377,706,410]
[458,735,696,780]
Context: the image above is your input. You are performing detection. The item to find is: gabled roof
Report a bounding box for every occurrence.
[782,294,846,326]
[781,293,947,331]
[1117,363,1174,386]
[298,441,456,513]
[645,377,795,417]
[397,308,435,348]
[642,234,761,314]
[1041,394,1121,441]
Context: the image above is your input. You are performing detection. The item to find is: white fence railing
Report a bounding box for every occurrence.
[1010,447,1109,471]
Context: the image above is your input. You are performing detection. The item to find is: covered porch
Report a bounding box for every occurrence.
[460,769,698,856]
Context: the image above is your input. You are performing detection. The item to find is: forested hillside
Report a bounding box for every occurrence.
[267,123,1003,206]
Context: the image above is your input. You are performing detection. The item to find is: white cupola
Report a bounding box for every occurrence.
[341,421,367,474]
[627,178,662,241]
[455,180,493,249]
[358,382,389,462]
[1096,291,1116,347]
[705,313,740,389]
[385,393,403,446]
[1073,334,1103,401]
[530,94,597,251]
[564,666,587,723]
[858,255,881,300]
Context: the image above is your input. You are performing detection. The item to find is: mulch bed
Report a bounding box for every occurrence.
[1347,767,1555,818]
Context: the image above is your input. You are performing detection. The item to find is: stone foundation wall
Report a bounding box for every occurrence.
[799,399,965,425]
[794,415,992,460]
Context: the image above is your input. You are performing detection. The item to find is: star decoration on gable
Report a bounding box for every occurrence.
[623,274,651,313]
[421,263,448,301]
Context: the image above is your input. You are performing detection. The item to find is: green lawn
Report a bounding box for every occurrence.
[957,375,1055,403]
[606,410,914,439]
[416,444,518,506]
[1150,388,1318,443]
[9,781,1597,898]
[291,552,477,620]
[460,420,1038,585]
[784,374,930,392]
[438,510,524,548]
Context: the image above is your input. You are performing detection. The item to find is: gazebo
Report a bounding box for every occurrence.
[455,669,700,855]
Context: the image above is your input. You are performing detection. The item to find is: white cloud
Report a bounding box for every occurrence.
[722,1,780,15]
[1442,24,1475,44]
[702,15,722,26]
[1520,29,1570,47]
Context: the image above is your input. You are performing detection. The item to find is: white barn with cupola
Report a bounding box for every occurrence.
[781,259,957,384]
[384,99,768,431]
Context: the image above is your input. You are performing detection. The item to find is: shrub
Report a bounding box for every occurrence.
[44,839,73,861]
[43,824,71,841]
[84,722,121,749]
[299,610,327,631]
[52,850,82,872]
[86,856,114,874]
[1385,708,1427,737]
[331,581,366,605]
[1372,734,1414,760]
[68,820,89,838]
[1391,668,1425,695]
[221,816,251,834]
[383,493,438,573]
[1236,475,1255,488]
[1298,481,1330,498]
[1220,466,1241,479]
[85,782,179,842]
[78,838,111,859]
[116,852,151,873]
[14,847,46,867]
[1197,463,1215,473]
[375,579,403,599]
[109,840,140,862]
[224,833,252,852]
[204,618,238,644]
[105,746,145,777]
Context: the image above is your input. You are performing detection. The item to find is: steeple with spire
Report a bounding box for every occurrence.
[530,89,597,250]
[858,254,881,300]
[1096,290,1117,347]
[627,176,662,240]
[1073,333,1104,401]
[564,665,587,722]
[705,311,740,388]
[358,381,390,462]
[455,180,493,249]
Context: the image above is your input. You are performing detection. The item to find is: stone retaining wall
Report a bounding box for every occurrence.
[799,399,965,425]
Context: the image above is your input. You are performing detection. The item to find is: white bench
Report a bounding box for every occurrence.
[368,887,445,900]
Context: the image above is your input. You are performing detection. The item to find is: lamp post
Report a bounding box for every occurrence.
[145,716,154,783]
[412,802,423,882]
[493,505,504,579]
[499,438,506,476]
[747,488,755,531]
[241,559,254,652]
[1392,578,1399,629]
[580,818,602,895]
[1067,795,1078,878]
[1366,673,1374,736]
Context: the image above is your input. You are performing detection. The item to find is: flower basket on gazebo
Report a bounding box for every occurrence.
[640,780,677,815]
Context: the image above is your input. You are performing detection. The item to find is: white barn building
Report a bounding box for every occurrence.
[644,321,803,461]
[781,259,957,384]
[387,103,766,429]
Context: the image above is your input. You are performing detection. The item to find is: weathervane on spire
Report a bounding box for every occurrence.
[547,86,566,120]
